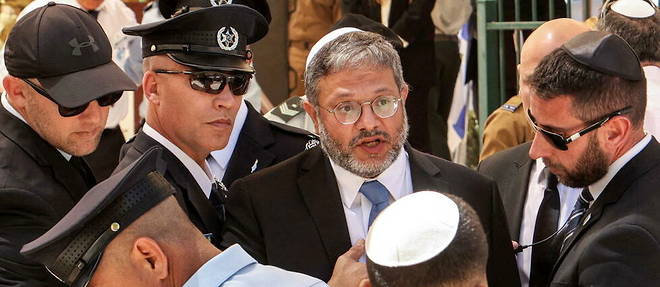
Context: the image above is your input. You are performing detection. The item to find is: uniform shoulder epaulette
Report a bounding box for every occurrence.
[499,96,523,113]
[268,120,320,149]
[270,96,306,123]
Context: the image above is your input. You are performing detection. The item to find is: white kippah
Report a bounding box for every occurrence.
[610,0,656,18]
[304,27,362,70]
[365,191,460,267]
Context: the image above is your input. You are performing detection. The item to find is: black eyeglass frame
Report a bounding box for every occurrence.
[320,95,403,125]
[152,69,253,96]
[527,106,633,151]
[22,79,122,117]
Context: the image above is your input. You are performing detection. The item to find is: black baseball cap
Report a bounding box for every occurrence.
[123,4,268,73]
[20,147,174,287]
[159,0,271,23]
[4,2,136,109]
[561,31,643,81]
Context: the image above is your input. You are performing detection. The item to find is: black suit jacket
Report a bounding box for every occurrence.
[221,146,520,286]
[477,142,533,241]
[222,102,318,187]
[0,106,91,287]
[116,131,223,245]
[549,139,660,286]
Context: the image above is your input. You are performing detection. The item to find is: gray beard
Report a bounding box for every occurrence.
[317,111,409,178]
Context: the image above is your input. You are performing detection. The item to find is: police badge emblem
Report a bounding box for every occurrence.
[209,0,231,6]
[217,27,239,51]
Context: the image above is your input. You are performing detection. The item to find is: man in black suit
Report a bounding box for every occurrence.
[526,31,660,285]
[478,18,589,287]
[116,4,271,245]
[222,30,519,286]
[0,3,135,286]
[342,0,435,153]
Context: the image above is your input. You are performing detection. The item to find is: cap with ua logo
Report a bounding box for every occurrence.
[4,2,135,109]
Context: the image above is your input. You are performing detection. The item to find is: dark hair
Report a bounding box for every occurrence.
[367,194,488,287]
[598,8,659,62]
[530,48,647,128]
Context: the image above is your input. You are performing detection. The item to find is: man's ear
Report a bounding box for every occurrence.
[600,115,632,152]
[400,84,409,105]
[358,278,372,287]
[142,71,160,106]
[3,76,29,112]
[303,98,320,134]
[132,237,169,280]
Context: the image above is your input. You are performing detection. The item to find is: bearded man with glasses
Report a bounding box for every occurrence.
[221,29,520,286]
[526,30,660,285]
[0,3,135,286]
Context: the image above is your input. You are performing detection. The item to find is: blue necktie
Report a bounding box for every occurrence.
[559,187,594,253]
[359,180,390,228]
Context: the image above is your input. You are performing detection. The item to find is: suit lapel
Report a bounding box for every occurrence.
[223,103,276,186]
[0,106,89,200]
[131,132,222,235]
[508,143,534,240]
[552,139,660,274]
[407,146,452,193]
[298,148,352,263]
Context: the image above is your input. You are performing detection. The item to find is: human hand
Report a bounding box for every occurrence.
[327,239,368,287]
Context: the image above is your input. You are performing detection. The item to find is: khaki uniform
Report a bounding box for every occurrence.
[288,0,341,98]
[479,95,534,162]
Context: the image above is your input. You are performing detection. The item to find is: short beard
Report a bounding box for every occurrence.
[547,134,609,187]
[317,111,409,178]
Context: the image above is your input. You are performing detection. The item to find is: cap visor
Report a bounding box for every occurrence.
[38,61,137,108]
[169,53,254,73]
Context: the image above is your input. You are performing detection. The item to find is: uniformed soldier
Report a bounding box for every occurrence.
[479,95,534,161]
[0,3,135,285]
[20,148,334,287]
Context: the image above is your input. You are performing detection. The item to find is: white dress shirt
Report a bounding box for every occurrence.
[207,100,248,181]
[329,149,413,262]
[643,66,660,138]
[517,159,581,287]
[142,123,215,197]
[0,0,138,129]
[2,93,71,161]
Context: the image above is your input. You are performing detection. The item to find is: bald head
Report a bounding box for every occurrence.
[518,19,591,106]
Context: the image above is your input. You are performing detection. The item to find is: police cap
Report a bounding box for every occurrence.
[20,147,174,287]
[159,0,271,23]
[123,4,268,73]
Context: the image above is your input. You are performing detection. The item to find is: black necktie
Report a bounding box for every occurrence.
[209,179,228,223]
[529,174,561,287]
[559,187,594,253]
[87,9,99,19]
[70,156,96,188]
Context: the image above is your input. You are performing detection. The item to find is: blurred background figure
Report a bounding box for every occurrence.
[361,191,488,287]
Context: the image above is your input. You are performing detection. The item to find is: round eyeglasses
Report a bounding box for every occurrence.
[320,95,402,125]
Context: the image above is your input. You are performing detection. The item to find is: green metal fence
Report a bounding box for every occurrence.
[476,0,596,127]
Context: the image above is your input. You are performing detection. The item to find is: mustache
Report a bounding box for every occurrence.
[348,129,391,148]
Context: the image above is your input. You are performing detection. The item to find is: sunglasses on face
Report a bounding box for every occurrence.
[22,79,122,117]
[526,106,632,151]
[321,95,402,125]
[153,69,252,96]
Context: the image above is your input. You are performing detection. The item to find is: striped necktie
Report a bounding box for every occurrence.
[560,187,594,253]
[359,180,390,228]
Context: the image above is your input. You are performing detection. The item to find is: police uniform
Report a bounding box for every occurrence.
[20,147,329,287]
[0,3,135,286]
[479,95,534,162]
[116,3,269,244]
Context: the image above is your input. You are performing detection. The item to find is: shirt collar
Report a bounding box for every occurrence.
[330,148,409,209]
[2,92,72,160]
[588,134,652,201]
[209,100,248,170]
[182,244,256,287]
[143,122,213,197]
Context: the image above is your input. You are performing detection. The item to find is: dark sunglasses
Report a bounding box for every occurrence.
[527,106,632,151]
[153,69,252,96]
[22,79,122,117]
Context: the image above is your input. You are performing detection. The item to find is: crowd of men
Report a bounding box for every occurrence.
[0,0,658,286]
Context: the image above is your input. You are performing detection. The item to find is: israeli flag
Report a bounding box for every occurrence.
[446,24,474,165]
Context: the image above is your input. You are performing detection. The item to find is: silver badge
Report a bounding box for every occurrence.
[209,0,231,6]
[217,27,239,51]
[305,139,320,150]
